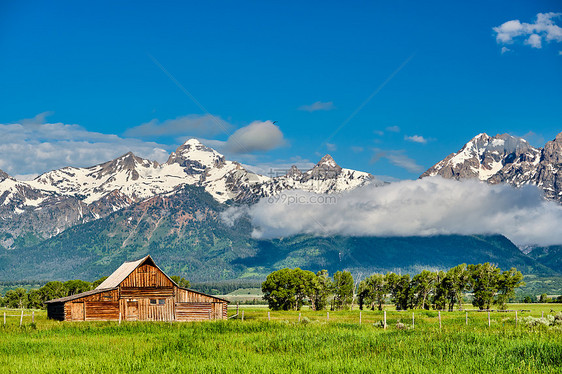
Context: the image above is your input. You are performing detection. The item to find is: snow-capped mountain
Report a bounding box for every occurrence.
[421,132,562,203]
[0,139,375,247]
[238,154,377,202]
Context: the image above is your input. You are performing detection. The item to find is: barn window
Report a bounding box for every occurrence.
[158,299,166,305]
[150,299,157,305]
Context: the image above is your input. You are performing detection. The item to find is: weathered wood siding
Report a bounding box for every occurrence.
[175,302,213,321]
[85,302,120,321]
[121,287,174,298]
[120,264,173,288]
[174,288,227,321]
[121,297,174,321]
[175,288,217,303]
[60,289,119,321]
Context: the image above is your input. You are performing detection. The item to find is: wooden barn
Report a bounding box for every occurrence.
[46,255,228,322]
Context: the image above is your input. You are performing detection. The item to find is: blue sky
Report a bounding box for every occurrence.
[1,0,561,179]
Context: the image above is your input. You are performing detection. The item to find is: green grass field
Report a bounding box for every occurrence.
[1,304,561,373]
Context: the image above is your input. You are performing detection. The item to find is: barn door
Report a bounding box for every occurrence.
[126,300,139,321]
[211,302,222,320]
[71,302,85,321]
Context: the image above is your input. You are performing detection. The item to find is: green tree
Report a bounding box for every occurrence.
[494,268,524,309]
[332,271,354,310]
[64,280,92,296]
[312,270,332,311]
[261,268,316,310]
[445,264,471,311]
[358,273,387,311]
[469,263,500,310]
[91,276,108,289]
[432,271,448,310]
[39,281,67,303]
[386,273,411,310]
[27,289,43,309]
[410,270,437,310]
[539,293,550,303]
[170,276,191,288]
[4,288,28,308]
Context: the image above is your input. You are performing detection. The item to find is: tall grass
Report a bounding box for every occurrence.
[0,305,561,373]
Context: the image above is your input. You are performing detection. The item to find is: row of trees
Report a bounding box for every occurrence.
[0,278,105,309]
[261,263,525,311]
[0,275,190,309]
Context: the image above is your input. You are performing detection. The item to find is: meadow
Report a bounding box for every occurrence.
[0,304,561,373]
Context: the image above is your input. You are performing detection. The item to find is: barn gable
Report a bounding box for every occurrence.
[95,255,176,289]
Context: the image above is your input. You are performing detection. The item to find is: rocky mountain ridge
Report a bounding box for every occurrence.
[0,139,374,247]
[421,132,562,203]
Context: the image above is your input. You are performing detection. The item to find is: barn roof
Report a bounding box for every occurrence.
[95,255,156,289]
[45,287,117,303]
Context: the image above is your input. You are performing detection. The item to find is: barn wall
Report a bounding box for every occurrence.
[84,302,120,321]
[61,289,120,321]
[121,287,174,298]
[174,288,228,321]
[120,264,173,288]
[175,288,218,303]
[175,302,213,321]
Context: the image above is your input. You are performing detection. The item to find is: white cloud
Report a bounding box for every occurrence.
[501,46,511,54]
[525,34,542,48]
[373,130,385,136]
[0,115,170,176]
[371,149,424,173]
[404,135,428,144]
[326,143,337,151]
[493,12,562,50]
[222,177,562,246]
[386,125,400,133]
[125,114,232,138]
[298,101,335,112]
[225,120,286,153]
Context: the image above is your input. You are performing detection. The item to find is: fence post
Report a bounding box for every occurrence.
[384,311,387,329]
[119,311,122,325]
[298,313,301,322]
[515,311,518,327]
[466,311,468,326]
[327,311,329,322]
[488,311,491,328]
[542,311,544,319]
[359,311,362,325]
[20,310,23,327]
[412,312,414,329]
[236,302,239,316]
[438,311,442,329]
[208,310,211,320]
[241,311,244,321]
[268,311,270,321]
[4,312,6,326]
[32,311,35,323]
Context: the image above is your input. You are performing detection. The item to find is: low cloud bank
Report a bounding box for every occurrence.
[222,177,562,247]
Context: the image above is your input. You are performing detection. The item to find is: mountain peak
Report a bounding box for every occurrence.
[166,138,226,169]
[0,169,10,182]
[182,138,203,146]
[317,154,338,168]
